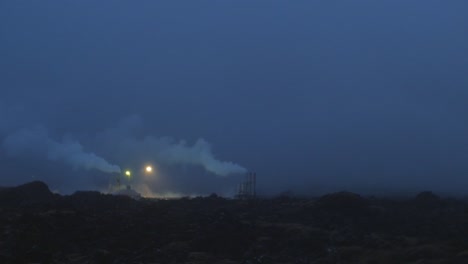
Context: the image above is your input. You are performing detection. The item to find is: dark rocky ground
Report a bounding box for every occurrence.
[2,182,468,263]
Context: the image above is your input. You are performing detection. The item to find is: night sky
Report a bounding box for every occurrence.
[1,1,468,196]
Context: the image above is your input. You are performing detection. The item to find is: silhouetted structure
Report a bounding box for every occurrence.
[236,172,256,199]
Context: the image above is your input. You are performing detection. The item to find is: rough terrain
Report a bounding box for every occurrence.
[1,181,468,263]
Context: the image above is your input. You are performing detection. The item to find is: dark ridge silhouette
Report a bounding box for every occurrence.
[316,191,369,210]
[414,191,441,202]
[2,182,468,263]
[66,190,137,211]
[0,181,56,207]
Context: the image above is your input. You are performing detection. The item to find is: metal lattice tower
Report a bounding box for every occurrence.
[236,172,256,199]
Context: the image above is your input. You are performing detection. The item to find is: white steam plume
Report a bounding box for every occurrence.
[3,126,120,174]
[98,115,247,176]
[143,137,246,176]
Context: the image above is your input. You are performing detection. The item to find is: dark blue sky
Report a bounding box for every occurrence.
[1,1,468,195]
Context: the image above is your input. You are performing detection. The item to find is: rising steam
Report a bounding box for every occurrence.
[1,116,247,179]
[96,115,247,177]
[3,126,121,173]
[140,137,246,176]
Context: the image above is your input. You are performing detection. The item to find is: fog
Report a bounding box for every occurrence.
[1,1,468,196]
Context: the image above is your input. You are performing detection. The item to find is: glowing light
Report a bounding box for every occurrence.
[125,170,131,177]
[146,166,153,173]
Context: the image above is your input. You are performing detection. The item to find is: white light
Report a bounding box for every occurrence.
[146,166,153,173]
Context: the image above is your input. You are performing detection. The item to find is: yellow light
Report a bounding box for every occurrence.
[146,166,153,173]
[125,170,131,177]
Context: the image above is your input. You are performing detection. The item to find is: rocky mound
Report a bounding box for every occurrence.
[414,191,441,203]
[65,190,138,211]
[316,191,369,210]
[0,181,56,207]
[2,182,468,263]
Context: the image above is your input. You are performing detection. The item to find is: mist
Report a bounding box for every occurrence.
[93,115,246,176]
[3,126,121,174]
[0,115,247,195]
[1,1,468,196]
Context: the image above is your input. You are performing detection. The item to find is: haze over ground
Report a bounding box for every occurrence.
[1,1,468,196]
